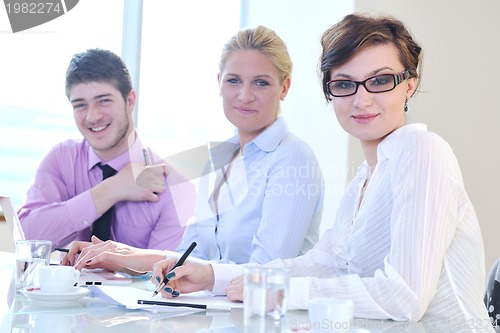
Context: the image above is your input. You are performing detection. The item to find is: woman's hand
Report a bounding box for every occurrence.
[151,258,215,298]
[61,236,164,275]
[60,239,93,267]
[224,275,244,302]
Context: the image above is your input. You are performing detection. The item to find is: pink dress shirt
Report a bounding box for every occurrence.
[18,134,195,250]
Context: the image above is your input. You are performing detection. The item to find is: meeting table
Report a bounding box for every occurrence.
[0,251,440,332]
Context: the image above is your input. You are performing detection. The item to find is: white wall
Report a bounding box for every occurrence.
[244,0,500,273]
[354,0,500,272]
[243,0,355,234]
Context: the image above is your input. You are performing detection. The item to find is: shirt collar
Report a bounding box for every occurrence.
[246,116,289,153]
[377,123,427,161]
[208,117,289,169]
[87,131,145,171]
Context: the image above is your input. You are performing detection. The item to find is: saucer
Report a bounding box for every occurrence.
[20,286,89,306]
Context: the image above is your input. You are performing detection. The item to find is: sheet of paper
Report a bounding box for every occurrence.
[89,285,243,311]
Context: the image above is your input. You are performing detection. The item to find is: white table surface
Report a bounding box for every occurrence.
[0,252,436,332]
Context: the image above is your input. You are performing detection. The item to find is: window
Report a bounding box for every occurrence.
[137,1,241,157]
[0,0,124,209]
[0,0,240,210]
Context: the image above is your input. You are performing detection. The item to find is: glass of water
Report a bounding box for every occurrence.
[243,265,290,326]
[15,240,52,291]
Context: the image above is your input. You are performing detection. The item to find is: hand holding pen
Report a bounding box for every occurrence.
[136,148,167,194]
[152,241,197,297]
[142,147,153,166]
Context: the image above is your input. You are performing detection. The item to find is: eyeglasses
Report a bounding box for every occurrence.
[326,69,415,97]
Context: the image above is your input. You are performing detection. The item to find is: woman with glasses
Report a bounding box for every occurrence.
[62,26,324,272]
[150,14,492,330]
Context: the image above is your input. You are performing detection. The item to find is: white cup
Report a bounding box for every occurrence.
[38,266,80,293]
[309,298,355,332]
[243,266,290,326]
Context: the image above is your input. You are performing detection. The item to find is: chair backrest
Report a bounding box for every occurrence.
[484,259,500,329]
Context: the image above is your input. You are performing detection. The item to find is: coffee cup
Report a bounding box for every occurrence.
[309,298,355,332]
[38,266,80,293]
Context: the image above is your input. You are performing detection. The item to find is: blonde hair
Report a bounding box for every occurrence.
[219,25,292,84]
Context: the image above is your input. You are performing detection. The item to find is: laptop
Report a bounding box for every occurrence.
[0,195,26,252]
[78,268,132,286]
[1,195,131,286]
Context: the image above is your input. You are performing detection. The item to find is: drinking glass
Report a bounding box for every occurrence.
[243,266,289,326]
[15,240,52,291]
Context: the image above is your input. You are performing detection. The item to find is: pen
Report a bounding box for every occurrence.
[152,241,197,297]
[55,248,81,254]
[143,147,160,195]
[137,299,231,311]
[143,148,151,166]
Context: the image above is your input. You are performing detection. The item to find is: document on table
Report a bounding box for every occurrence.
[89,285,243,311]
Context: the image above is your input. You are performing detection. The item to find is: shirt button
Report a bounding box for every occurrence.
[83,220,89,225]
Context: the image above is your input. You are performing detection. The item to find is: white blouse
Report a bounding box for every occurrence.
[212,124,493,331]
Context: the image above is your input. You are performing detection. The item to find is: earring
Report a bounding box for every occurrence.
[404,98,408,113]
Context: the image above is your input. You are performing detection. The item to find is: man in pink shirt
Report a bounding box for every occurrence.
[18,49,195,250]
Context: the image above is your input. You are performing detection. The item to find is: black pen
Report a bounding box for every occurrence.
[55,248,81,254]
[142,148,151,166]
[137,299,230,311]
[152,241,197,297]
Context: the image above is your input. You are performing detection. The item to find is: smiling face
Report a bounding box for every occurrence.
[218,49,290,146]
[69,81,136,161]
[330,43,417,149]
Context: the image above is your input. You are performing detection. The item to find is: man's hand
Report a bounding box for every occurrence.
[91,162,167,215]
[113,163,167,201]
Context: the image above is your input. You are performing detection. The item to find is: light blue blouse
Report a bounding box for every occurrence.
[177,117,324,264]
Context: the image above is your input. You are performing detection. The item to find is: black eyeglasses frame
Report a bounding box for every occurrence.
[326,69,416,98]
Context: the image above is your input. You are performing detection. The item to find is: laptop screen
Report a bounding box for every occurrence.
[0,196,26,252]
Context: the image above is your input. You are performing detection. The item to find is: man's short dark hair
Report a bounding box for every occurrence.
[65,48,133,100]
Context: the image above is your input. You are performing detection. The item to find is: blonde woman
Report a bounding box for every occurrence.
[63,26,324,272]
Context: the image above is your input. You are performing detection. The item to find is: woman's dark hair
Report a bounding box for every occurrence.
[320,14,422,101]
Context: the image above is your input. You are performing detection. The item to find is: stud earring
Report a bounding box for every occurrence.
[404,98,408,113]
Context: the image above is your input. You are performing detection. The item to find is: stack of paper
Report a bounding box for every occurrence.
[89,285,243,311]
